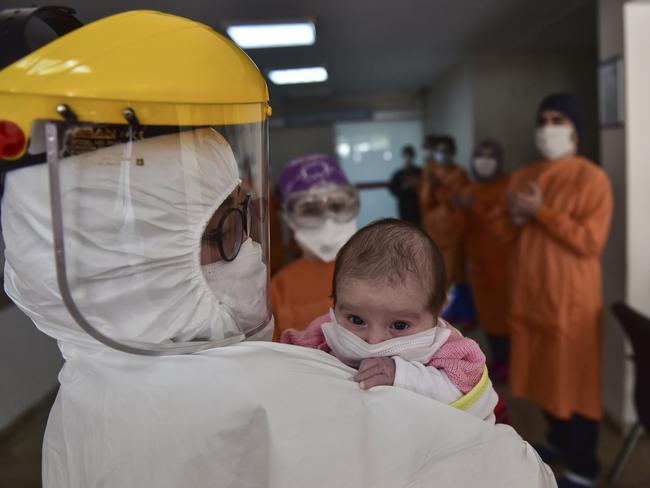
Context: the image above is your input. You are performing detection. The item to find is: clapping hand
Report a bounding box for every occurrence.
[507,182,542,226]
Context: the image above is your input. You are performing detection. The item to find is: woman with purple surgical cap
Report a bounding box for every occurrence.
[271,154,360,341]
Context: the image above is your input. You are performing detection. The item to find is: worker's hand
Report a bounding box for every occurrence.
[514,182,543,216]
[353,357,396,389]
[508,183,542,225]
[507,191,529,226]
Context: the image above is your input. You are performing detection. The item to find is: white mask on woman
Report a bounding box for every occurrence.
[202,238,270,338]
[291,219,357,263]
[535,125,575,160]
[472,157,498,178]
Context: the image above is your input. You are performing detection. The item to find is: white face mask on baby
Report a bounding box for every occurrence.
[320,309,451,368]
[202,238,271,338]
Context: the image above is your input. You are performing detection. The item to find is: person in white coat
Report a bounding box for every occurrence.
[0,10,556,488]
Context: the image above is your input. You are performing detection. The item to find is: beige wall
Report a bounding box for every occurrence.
[0,305,62,431]
[600,127,631,425]
[472,48,599,171]
[601,0,627,59]
[422,46,598,172]
[599,0,636,428]
[0,239,62,431]
[269,126,335,180]
[422,60,474,168]
[624,2,650,315]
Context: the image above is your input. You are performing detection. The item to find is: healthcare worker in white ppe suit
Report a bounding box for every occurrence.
[0,10,556,488]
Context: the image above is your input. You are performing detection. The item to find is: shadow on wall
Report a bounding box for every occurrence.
[0,236,62,432]
[423,45,599,172]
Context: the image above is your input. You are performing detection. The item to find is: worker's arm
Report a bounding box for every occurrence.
[419,167,439,210]
[534,171,613,258]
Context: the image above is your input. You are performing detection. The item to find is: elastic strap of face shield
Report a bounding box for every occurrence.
[0,6,83,69]
[0,5,84,203]
[44,122,253,356]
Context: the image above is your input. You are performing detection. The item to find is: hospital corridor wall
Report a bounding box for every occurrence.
[0,237,62,432]
[423,45,599,173]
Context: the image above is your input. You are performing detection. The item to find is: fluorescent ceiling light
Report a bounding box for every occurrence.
[226,22,316,49]
[268,66,328,85]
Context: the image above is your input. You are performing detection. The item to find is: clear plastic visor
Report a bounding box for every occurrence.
[42,118,270,355]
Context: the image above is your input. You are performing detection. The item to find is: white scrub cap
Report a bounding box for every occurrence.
[2,128,244,357]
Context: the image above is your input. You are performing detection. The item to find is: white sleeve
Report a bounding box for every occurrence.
[392,356,463,404]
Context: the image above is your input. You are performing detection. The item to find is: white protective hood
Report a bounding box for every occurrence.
[1,129,556,488]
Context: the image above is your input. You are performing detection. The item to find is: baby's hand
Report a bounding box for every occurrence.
[353,357,396,390]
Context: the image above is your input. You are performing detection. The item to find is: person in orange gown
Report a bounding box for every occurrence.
[419,135,469,286]
[270,154,359,341]
[489,94,613,487]
[457,140,513,381]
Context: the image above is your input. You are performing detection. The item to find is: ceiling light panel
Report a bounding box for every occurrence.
[226,21,316,49]
[268,66,328,85]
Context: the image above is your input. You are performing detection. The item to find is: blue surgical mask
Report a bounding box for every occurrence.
[433,149,451,165]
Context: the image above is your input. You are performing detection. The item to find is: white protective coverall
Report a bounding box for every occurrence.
[2,129,556,488]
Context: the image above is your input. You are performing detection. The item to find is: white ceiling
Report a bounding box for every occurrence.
[1,0,596,106]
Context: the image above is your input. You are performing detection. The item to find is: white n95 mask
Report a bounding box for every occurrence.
[292,219,357,263]
[473,157,498,178]
[202,238,270,336]
[320,309,451,367]
[535,125,575,160]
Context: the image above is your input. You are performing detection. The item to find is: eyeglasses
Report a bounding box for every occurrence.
[202,193,251,262]
[285,187,359,229]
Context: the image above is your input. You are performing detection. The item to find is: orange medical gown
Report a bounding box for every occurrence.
[270,258,335,342]
[464,177,513,337]
[489,156,613,420]
[419,161,469,284]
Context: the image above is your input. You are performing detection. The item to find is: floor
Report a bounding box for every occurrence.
[1,388,649,487]
[0,392,54,488]
[501,387,650,487]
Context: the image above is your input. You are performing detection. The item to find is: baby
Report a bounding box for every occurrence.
[281,218,498,422]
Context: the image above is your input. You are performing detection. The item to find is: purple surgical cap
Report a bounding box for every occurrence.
[277,154,350,203]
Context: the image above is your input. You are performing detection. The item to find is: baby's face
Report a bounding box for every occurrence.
[334,277,436,344]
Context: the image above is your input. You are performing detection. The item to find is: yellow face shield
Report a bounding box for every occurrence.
[0,11,274,355]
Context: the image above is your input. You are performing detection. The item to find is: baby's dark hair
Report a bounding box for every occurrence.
[332,218,448,315]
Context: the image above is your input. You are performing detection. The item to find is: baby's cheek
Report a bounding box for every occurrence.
[405,322,436,336]
[339,321,364,338]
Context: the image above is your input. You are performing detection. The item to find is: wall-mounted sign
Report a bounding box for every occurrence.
[599,56,625,127]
